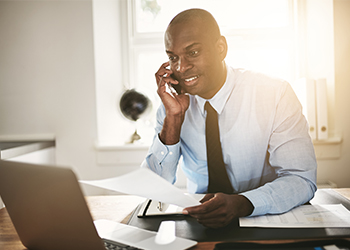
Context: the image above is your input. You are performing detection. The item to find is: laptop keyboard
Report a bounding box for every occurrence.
[103,238,143,250]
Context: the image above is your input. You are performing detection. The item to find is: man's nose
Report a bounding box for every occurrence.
[175,57,192,73]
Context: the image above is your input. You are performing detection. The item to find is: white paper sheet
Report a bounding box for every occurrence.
[80,168,200,208]
[239,204,350,228]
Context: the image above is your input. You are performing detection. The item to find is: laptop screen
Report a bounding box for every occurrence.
[0,160,106,250]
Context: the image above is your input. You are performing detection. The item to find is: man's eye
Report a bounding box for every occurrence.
[189,50,199,56]
[168,55,177,61]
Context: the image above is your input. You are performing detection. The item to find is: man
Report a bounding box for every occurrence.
[141,8,317,228]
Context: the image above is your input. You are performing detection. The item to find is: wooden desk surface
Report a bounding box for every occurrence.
[1,189,349,250]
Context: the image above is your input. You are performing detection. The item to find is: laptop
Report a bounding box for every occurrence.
[0,160,197,250]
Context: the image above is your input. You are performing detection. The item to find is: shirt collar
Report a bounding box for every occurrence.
[195,63,235,115]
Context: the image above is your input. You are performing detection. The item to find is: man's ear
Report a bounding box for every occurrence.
[216,36,228,61]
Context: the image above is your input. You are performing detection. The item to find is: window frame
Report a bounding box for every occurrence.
[93,0,339,150]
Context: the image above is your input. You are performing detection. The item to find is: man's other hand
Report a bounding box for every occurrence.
[182,193,254,228]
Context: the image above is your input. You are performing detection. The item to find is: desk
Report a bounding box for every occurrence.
[1,189,349,250]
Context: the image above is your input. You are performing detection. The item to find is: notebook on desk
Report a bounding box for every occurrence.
[0,160,197,250]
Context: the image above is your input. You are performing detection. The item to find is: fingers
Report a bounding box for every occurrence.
[200,193,215,203]
[155,62,178,88]
[155,61,171,80]
[156,62,181,103]
[184,193,221,216]
[183,193,237,228]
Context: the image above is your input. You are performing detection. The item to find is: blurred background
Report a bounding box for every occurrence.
[0,0,349,201]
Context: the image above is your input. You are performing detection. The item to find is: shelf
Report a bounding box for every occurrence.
[0,141,55,160]
[313,137,342,160]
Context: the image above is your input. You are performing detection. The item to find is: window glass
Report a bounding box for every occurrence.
[225,39,293,82]
[135,0,289,34]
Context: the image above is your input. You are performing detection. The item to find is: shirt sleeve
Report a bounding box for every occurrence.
[240,83,317,217]
[140,104,181,184]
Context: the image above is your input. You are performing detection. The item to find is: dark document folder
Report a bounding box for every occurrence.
[214,239,350,250]
[128,189,350,242]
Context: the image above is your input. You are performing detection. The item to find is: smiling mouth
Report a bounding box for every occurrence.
[183,75,199,85]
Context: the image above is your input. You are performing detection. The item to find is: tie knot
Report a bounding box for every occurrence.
[205,102,217,118]
[205,101,213,112]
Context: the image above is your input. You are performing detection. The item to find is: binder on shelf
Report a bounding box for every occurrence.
[316,78,328,140]
[294,78,317,140]
[305,79,317,140]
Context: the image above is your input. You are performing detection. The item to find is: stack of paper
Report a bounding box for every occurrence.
[240,204,350,228]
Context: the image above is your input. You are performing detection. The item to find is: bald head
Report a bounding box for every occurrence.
[166,9,221,43]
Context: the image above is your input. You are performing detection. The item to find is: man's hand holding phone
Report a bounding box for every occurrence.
[155,62,189,145]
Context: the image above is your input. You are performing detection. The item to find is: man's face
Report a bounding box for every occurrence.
[164,19,226,99]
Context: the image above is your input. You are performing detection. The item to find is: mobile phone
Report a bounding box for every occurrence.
[170,74,182,94]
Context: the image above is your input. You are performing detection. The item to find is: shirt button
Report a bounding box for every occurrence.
[161,151,165,155]
[169,152,173,155]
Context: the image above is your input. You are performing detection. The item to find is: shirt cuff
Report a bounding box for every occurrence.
[152,134,180,163]
[240,189,270,217]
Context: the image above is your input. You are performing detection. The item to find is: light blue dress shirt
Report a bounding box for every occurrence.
[141,65,317,217]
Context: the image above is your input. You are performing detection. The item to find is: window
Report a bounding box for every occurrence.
[93,0,336,147]
[124,0,296,143]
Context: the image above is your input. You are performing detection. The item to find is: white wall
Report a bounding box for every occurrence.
[0,0,349,192]
[0,1,96,175]
[0,1,133,194]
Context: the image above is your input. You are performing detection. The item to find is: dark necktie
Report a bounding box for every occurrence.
[205,102,233,194]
